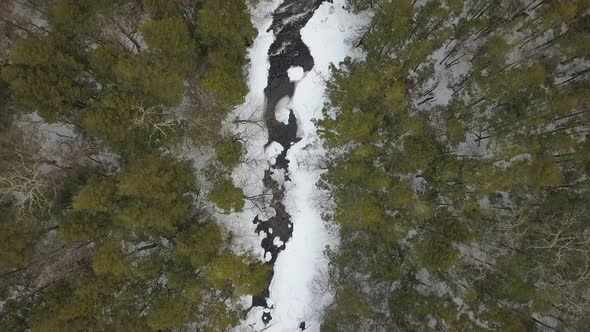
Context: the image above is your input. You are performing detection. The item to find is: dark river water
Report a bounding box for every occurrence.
[250,0,329,327]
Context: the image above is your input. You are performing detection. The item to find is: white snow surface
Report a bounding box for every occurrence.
[233,1,369,331]
[213,0,281,262]
[287,66,305,82]
[275,96,292,125]
[265,141,284,160]
[259,2,369,332]
[273,237,284,247]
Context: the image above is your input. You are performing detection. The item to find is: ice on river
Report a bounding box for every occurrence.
[235,0,369,331]
[262,1,370,332]
[217,0,282,258]
[275,96,292,125]
[265,141,284,160]
[287,66,305,82]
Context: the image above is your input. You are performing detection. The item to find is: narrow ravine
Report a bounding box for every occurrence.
[236,1,368,330]
[250,0,326,325]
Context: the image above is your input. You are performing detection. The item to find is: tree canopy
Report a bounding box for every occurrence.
[321,0,590,330]
[0,1,264,331]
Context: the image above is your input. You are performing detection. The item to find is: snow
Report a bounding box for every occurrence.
[260,2,370,331]
[204,0,282,259]
[287,66,305,82]
[230,1,369,331]
[265,141,284,160]
[275,96,292,125]
[273,237,284,247]
[270,168,286,185]
[420,43,471,107]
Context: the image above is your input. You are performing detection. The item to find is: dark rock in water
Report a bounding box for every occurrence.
[265,109,301,170]
[252,288,270,307]
[250,0,331,326]
[264,0,327,153]
[299,321,307,330]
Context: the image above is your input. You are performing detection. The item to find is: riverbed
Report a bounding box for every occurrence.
[227,1,369,330]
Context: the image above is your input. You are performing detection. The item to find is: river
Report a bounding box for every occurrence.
[230,1,369,330]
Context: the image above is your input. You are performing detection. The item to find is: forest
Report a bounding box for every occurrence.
[0,0,265,331]
[1,0,590,331]
[320,0,590,331]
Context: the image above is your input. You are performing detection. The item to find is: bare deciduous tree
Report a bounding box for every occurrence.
[0,150,56,217]
[131,104,179,144]
[529,211,590,287]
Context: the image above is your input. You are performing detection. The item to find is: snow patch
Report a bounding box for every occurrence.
[273,237,284,247]
[265,141,284,161]
[211,0,281,262]
[262,2,370,331]
[275,96,292,125]
[270,168,287,186]
[287,66,305,82]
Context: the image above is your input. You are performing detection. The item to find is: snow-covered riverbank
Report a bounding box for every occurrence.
[228,1,370,331]
[267,2,369,331]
